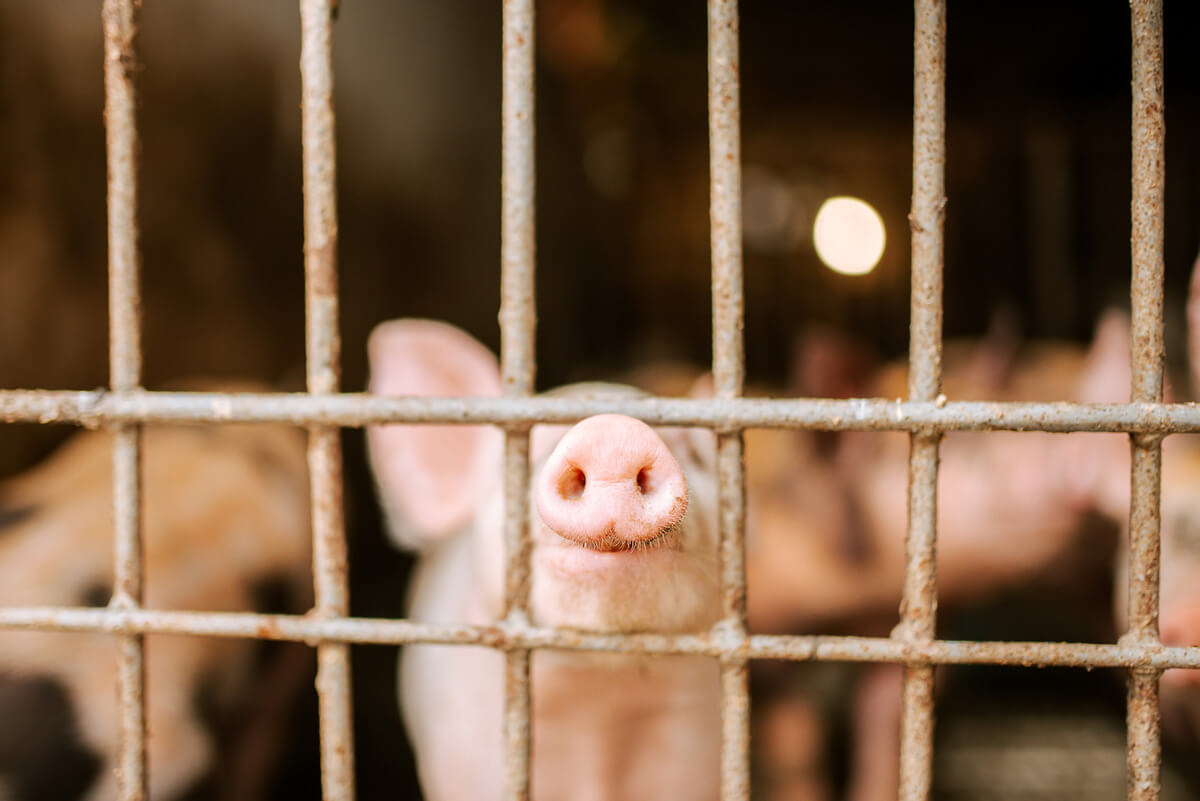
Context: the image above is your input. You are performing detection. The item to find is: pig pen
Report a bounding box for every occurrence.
[1,1,1200,800]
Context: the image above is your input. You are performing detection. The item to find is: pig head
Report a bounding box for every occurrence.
[0,411,312,801]
[367,319,721,801]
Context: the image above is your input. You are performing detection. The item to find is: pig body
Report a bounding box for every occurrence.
[0,410,312,801]
[368,320,722,801]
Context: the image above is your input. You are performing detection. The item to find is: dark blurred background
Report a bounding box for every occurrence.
[2,1,1200,799]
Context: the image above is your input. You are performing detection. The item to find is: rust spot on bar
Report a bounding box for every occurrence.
[1127,669,1162,801]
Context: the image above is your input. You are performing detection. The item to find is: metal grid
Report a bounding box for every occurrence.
[0,1,1196,800]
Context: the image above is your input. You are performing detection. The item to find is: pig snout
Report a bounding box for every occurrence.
[535,414,688,551]
[1160,602,1200,688]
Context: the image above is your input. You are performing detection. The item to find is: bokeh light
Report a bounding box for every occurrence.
[812,196,886,276]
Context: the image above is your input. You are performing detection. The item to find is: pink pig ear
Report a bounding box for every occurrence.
[366,320,503,547]
[1075,309,1132,404]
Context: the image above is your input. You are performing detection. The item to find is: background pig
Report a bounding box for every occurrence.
[1102,257,1200,753]
[705,316,1136,801]
[745,315,1133,637]
[367,319,722,801]
[0,407,313,801]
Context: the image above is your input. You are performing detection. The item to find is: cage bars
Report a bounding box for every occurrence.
[0,0,1181,799]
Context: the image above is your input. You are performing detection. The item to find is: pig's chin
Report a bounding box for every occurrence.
[530,528,719,633]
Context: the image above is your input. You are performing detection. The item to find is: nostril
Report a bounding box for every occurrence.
[559,466,586,500]
[636,466,652,495]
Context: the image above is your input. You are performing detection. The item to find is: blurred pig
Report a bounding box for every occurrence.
[739,321,1134,801]
[0,404,312,801]
[367,319,721,801]
[746,317,1132,635]
[1104,257,1200,746]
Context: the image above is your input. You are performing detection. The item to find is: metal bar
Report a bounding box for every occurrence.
[1126,2,1165,799]
[501,432,533,801]
[6,390,1200,433]
[709,0,744,402]
[501,0,536,797]
[717,431,750,801]
[708,1,749,797]
[102,0,146,797]
[899,1,947,799]
[0,606,1198,669]
[299,2,355,798]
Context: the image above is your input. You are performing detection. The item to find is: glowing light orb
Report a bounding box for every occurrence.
[812,196,886,276]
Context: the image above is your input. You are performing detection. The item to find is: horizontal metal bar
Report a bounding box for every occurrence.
[1,606,1197,670]
[4,390,1200,433]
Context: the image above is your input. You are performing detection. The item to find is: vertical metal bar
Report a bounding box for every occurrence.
[501,0,536,798]
[299,2,355,799]
[899,1,946,800]
[102,1,146,798]
[708,2,748,798]
[1126,2,1165,799]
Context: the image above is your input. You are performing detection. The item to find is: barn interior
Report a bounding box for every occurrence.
[1,1,1199,799]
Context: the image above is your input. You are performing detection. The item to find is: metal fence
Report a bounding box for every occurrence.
[0,1,1197,800]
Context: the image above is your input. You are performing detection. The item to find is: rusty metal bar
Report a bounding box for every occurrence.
[6,390,1200,433]
[102,0,146,798]
[501,0,536,797]
[0,606,1198,670]
[1126,2,1166,799]
[708,1,749,797]
[299,1,355,798]
[899,1,947,799]
[709,0,744,402]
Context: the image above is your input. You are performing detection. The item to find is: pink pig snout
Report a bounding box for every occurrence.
[536,414,688,550]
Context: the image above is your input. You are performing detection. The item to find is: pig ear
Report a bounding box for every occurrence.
[366,320,503,548]
[960,308,1021,394]
[1075,309,1131,403]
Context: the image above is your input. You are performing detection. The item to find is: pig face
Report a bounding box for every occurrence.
[528,394,719,633]
[367,320,721,635]
[0,413,312,801]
